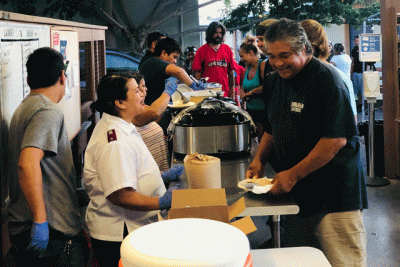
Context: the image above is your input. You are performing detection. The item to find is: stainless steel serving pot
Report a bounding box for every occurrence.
[171,98,256,155]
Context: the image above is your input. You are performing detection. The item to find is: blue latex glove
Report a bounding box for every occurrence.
[161,165,185,182]
[159,184,181,210]
[189,81,206,91]
[27,221,49,257]
[163,77,178,97]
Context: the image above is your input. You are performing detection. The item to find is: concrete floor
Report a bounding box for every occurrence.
[356,106,400,266]
[363,178,400,267]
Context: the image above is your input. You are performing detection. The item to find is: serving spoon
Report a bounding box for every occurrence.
[176,89,190,104]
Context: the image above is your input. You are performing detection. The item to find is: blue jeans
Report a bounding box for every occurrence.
[352,72,363,96]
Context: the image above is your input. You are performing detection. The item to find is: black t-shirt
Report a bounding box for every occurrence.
[351,45,362,73]
[139,50,154,68]
[139,57,170,105]
[262,58,368,217]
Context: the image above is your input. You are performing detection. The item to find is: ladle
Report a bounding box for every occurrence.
[177,89,190,104]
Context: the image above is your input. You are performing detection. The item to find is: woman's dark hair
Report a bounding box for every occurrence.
[205,21,226,44]
[334,43,345,53]
[92,72,134,116]
[26,47,65,89]
[125,71,144,86]
[154,37,182,57]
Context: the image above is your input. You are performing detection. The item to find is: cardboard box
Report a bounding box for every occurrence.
[164,188,257,235]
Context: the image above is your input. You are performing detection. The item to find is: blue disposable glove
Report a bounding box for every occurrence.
[163,77,178,97]
[159,184,181,210]
[161,165,185,183]
[189,81,206,91]
[27,221,49,257]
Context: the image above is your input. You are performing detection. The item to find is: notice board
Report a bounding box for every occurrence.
[0,21,50,128]
[51,29,81,140]
[0,22,81,140]
[359,33,382,62]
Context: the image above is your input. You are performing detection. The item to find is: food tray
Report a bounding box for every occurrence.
[238,178,273,194]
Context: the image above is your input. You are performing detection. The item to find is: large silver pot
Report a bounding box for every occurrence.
[171,98,255,155]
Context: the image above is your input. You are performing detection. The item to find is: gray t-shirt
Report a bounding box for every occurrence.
[7,93,81,236]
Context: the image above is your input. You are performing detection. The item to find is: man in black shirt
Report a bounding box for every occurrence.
[139,31,166,68]
[247,18,368,266]
[139,37,205,133]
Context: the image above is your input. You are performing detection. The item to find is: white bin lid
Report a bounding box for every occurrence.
[120,218,250,267]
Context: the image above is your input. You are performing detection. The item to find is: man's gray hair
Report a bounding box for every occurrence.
[264,18,312,55]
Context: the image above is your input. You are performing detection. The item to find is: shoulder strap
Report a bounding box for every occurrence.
[258,59,265,82]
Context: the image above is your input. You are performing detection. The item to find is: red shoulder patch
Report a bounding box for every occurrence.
[107,129,117,142]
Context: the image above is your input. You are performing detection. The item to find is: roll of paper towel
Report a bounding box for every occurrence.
[184,153,221,189]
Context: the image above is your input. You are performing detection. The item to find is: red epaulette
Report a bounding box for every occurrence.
[107,129,117,142]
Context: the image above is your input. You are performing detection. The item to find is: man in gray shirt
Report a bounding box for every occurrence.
[7,47,86,266]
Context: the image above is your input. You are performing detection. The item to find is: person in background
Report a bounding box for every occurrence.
[232,57,245,107]
[84,72,183,267]
[351,35,364,112]
[330,43,352,79]
[239,35,266,141]
[326,42,334,62]
[139,37,205,134]
[7,47,87,266]
[130,72,173,172]
[192,21,235,99]
[247,18,368,266]
[183,46,197,76]
[255,19,277,79]
[301,19,357,123]
[139,30,166,67]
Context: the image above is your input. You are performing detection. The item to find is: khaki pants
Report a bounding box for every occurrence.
[282,210,367,267]
[315,210,367,267]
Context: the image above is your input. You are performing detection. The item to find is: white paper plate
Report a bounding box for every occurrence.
[238,178,273,194]
[168,101,195,109]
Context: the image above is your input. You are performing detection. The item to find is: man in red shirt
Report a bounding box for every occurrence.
[192,21,235,98]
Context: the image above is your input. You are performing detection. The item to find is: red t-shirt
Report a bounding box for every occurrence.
[192,43,234,96]
[233,63,245,89]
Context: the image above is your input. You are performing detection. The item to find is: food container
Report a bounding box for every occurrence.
[184,153,221,189]
[120,218,253,267]
[171,98,255,155]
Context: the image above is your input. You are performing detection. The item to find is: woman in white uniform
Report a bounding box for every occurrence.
[83,72,180,267]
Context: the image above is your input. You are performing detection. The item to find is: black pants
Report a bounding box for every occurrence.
[8,226,88,267]
[90,224,129,267]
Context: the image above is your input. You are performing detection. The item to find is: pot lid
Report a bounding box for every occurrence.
[172,98,256,128]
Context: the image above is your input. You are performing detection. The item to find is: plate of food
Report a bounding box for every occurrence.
[238,177,274,194]
[168,101,195,109]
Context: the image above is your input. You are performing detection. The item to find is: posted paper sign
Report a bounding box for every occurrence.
[359,34,382,62]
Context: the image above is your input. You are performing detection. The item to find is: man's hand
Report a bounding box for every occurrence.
[245,159,265,180]
[189,81,206,91]
[163,77,178,97]
[269,169,298,195]
[27,221,49,257]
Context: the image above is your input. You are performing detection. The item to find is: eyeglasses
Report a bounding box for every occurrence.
[64,60,69,78]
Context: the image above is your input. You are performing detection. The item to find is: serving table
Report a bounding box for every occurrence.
[251,247,331,266]
[171,151,299,248]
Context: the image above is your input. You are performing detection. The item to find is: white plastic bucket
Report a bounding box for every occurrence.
[120,218,251,267]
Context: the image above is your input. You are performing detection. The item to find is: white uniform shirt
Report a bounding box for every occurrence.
[84,113,166,241]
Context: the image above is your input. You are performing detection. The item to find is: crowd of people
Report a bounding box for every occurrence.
[5,17,369,267]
